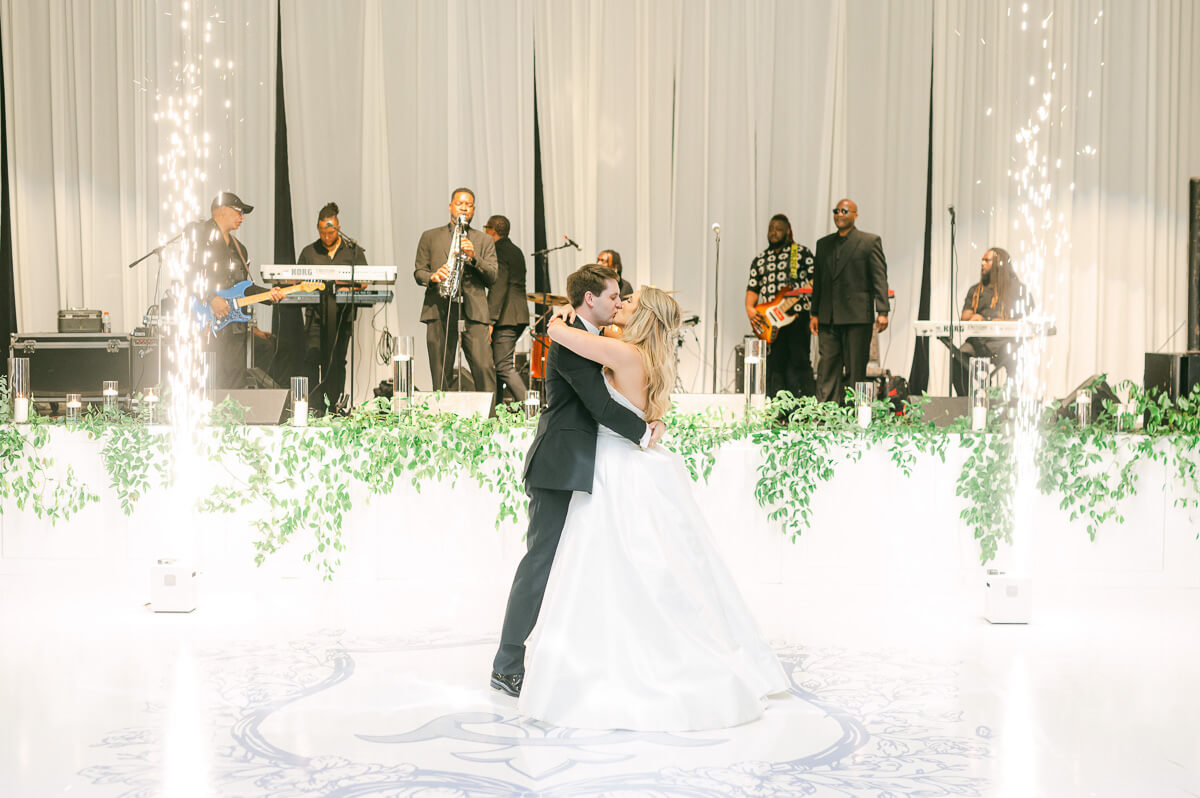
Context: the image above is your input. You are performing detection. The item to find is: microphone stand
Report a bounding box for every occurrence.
[439,220,470,394]
[711,226,721,393]
[947,207,958,395]
[127,229,187,337]
[529,239,575,259]
[344,233,360,409]
[528,236,577,347]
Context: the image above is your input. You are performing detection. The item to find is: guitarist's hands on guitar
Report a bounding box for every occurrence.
[746,308,763,335]
[211,296,231,319]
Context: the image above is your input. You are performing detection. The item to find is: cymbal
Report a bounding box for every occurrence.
[527,291,568,305]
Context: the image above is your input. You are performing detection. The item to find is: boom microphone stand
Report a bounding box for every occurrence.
[711,223,721,393]
[947,205,958,395]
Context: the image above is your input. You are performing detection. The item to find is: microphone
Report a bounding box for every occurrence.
[947,205,956,219]
[563,235,582,251]
[323,220,357,246]
[712,222,720,239]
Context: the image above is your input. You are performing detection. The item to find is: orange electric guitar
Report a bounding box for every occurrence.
[753,285,896,343]
[752,286,811,343]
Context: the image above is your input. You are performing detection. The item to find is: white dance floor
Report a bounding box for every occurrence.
[2,429,1200,795]
[2,574,1198,797]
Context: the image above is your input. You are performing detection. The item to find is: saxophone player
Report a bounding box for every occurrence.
[414,187,500,393]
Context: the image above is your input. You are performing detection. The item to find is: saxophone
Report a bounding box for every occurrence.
[438,215,470,299]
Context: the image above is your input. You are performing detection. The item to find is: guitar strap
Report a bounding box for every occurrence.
[788,243,799,283]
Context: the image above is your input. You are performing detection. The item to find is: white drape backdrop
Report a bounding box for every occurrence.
[535,0,931,391]
[1,0,276,337]
[280,0,534,397]
[930,0,1200,397]
[4,1,1197,400]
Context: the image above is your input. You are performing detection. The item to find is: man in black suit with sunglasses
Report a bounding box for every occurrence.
[810,198,890,404]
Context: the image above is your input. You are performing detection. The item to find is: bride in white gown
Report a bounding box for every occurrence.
[518,286,789,732]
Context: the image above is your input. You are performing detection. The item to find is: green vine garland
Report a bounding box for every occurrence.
[4,378,1200,577]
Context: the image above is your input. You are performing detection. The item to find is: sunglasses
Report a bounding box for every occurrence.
[832,208,853,215]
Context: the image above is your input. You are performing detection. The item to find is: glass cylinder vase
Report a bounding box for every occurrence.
[969,357,989,431]
[854,381,875,429]
[743,337,766,416]
[291,376,309,427]
[392,335,415,415]
[8,356,30,423]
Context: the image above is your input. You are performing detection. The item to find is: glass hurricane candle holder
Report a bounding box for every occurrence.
[8,357,30,423]
[969,357,989,431]
[65,393,82,425]
[743,337,765,416]
[524,389,541,421]
[102,380,119,413]
[393,335,415,415]
[291,376,309,427]
[1075,389,1092,427]
[143,387,160,425]
[854,381,875,429]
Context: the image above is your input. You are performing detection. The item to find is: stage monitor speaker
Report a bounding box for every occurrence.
[1144,352,1200,401]
[1057,375,1118,419]
[912,396,970,427]
[217,388,290,425]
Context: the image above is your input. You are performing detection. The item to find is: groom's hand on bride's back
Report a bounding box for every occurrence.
[647,420,666,447]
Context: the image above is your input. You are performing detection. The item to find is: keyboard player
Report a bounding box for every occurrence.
[952,247,1033,395]
[296,201,369,413]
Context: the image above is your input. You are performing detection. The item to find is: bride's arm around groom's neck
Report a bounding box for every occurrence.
[547,317,641,374]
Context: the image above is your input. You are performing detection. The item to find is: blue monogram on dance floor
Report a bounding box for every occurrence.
[79,632,992,797]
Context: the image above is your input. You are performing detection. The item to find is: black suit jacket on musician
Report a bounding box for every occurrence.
[811,227,890,325]
[487,236,531,327]
[523,318,647,493]
[413,222,498,324]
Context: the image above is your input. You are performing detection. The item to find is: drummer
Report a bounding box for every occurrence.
[522,288,567,396]
[484,215,530,404]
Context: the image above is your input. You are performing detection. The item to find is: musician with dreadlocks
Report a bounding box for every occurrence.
[951,247,1033,395]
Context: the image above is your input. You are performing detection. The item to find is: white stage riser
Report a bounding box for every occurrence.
[2,431,1198,592]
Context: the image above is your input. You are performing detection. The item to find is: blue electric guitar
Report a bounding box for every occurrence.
[193,280,324,333]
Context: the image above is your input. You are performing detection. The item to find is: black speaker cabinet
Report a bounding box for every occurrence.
[1144,352,1200,401]
[9,332,131,400]
[913,396,970,427]
[216,389,291,425]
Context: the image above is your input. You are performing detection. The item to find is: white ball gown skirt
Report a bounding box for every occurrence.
[518,382,789,731]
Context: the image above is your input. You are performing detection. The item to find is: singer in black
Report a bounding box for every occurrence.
[413,188,499,393]
[297,202,368,412]
[597,249,634,299]
[744,214,817,398]
[809,199,890,404]
[192,191,283,389]
[485,215,530,403]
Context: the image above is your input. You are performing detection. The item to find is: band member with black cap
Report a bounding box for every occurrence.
[193,191,283,389]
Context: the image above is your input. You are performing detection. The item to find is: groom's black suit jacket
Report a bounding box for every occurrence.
[523,318,646,493]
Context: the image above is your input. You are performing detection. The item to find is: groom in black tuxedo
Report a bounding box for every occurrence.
[491,264,665,697]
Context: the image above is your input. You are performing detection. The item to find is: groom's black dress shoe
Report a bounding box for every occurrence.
[490,671,523,697]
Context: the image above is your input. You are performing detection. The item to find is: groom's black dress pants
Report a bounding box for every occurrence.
[493,486,573,675]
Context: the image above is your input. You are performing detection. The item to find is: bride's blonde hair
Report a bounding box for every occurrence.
[621,286,681,421]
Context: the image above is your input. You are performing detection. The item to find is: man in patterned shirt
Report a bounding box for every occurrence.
[744,213,816,398]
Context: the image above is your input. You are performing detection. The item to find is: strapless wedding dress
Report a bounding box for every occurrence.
[518,376,789,731]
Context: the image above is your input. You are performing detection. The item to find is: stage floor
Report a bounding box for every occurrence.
[1,576,1197,797]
